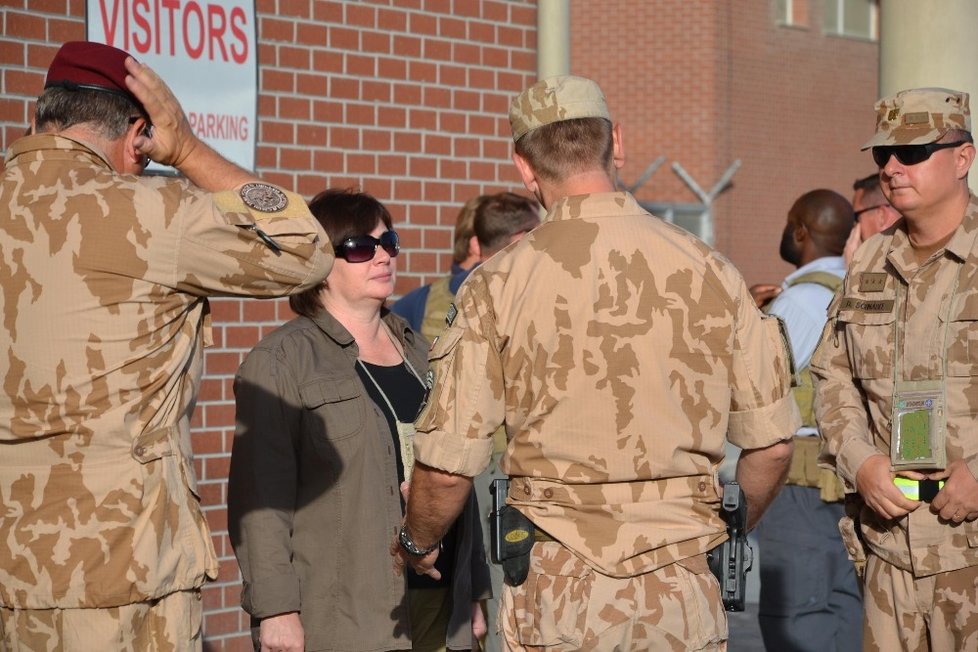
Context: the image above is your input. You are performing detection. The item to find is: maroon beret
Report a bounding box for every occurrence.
[45,41,144,114]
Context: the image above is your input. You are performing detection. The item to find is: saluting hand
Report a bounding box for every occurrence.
[123,57,199,168]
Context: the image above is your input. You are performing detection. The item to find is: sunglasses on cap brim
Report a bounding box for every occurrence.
[334,230,399,263]
[871,140,971,167]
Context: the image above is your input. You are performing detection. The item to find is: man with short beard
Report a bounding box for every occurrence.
[756,189,861,652]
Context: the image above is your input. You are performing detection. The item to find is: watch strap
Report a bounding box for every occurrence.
[398,524,439,557]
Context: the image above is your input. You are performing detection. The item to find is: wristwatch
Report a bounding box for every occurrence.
[398,525,439,557]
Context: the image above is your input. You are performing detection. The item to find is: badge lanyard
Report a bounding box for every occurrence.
[889,260,961,470]
[357,325,425,480]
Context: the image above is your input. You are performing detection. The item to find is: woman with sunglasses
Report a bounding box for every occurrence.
[228,188,490,652]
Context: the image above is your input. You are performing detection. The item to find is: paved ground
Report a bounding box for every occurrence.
[728,600,765,651]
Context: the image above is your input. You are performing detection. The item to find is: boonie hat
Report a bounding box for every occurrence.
[45,41,144,113]
[862,87,971,149]
[509,75,611,142]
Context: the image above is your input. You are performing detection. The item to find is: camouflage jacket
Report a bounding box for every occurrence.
[0,134,332,608]
[813,193,978,576]
[414,191,799,578]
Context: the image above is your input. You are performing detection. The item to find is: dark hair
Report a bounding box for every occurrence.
[852,173,880,193]
[452,195,486,265]
[514,117,614,183]
[34,86,142,139]
[289,188,394,318]
[473,192,540,256]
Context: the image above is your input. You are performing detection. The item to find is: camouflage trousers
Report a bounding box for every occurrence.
[0,589,202,652]
[498,542,726,651]
[863,554,978,651]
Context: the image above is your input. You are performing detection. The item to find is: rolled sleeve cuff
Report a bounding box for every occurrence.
[414,430,493,478]
[727,393,801,450]
[836,437,885,490]
[243,579,301,620]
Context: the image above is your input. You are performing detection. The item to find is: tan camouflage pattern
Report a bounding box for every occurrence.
[861,554,978,651]
[0,134,332,609]
[498,542,727,650]
[862,87,971,149]
[812,194,978,576]
[414,191,800,578]
[0,588,202,651]
[508,75,611,142]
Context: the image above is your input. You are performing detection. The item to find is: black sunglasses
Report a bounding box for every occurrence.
[334,230,399,263]
[871,140,969,167]
[853,203,889,222]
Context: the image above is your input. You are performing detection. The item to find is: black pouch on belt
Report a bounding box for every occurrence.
[490,478,536,586]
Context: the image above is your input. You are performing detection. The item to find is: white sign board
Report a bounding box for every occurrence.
[86,0,257,172]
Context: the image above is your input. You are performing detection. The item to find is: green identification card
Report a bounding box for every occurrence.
[898,410,932,461]
[891,379,946,470]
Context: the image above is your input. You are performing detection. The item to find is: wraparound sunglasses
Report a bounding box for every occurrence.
[334,230,400,263]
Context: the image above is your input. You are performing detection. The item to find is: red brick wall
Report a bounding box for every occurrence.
[1,0,881,647]
[571,0,879,286]
[0,1,535,648]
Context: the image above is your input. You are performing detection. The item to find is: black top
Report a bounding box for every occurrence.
[356,361,456,590]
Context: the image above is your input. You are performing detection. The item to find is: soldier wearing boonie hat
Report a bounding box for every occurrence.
[395,73,799,650]
[0,41,333,650]
[508,74,611,141]
[812,86,978,652]
[862,87,971,148]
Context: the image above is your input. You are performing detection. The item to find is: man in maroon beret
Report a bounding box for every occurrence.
[0,41,334,650]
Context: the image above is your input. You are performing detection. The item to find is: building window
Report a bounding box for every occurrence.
[776,0,811,29]
[824,0,878,40]
[776,0,792,24]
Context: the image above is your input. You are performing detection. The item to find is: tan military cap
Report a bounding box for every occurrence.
[862,87,971,149]
[509,75,611,142]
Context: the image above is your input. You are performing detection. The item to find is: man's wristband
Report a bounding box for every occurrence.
[398,525,439,557]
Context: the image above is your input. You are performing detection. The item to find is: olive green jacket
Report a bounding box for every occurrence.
[229,308,490,651]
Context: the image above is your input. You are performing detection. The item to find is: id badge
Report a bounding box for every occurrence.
[890,379,947,470]
[396,420,416,480]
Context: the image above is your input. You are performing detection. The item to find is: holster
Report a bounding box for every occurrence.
[838,496,868,580]
[490,478,536,587]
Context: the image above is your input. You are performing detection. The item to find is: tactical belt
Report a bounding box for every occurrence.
[534,529,555,543]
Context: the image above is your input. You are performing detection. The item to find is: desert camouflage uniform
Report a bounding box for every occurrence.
[414,191,800,650]
[812,195,978,651]
[0,134,332,650]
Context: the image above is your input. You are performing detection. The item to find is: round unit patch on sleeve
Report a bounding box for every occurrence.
[240,182,289,213]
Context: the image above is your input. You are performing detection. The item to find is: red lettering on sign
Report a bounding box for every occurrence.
[230,7,248,64]
[98,0,122,48]
[207,5,227,61]
[183,1,204,59]
[132,0,151,53]
[161,0,180,56]
[93,0,250,62]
